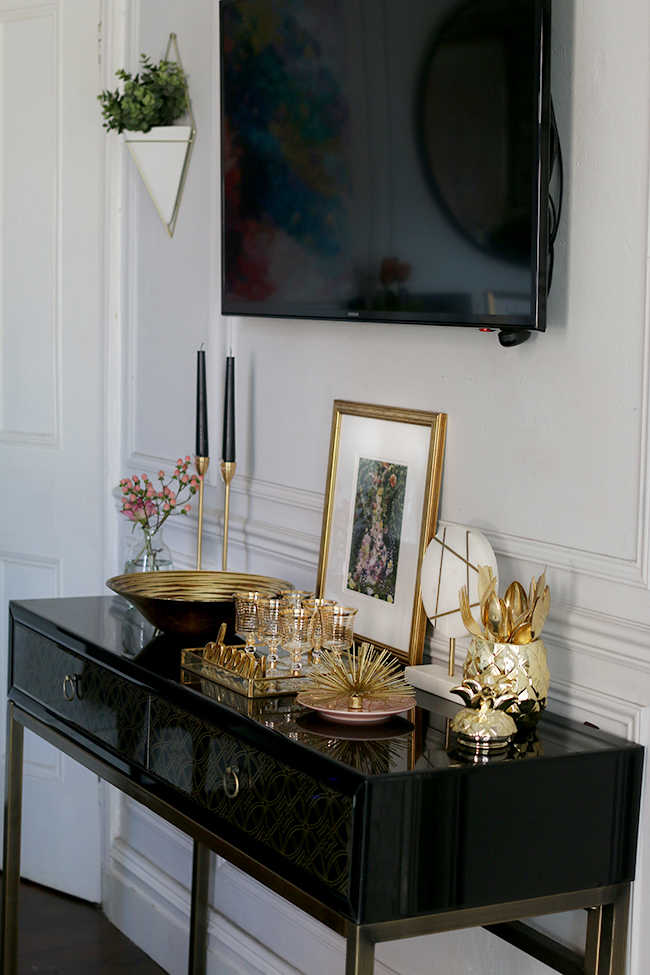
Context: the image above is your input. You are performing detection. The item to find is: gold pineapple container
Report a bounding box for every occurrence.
[458,567,552,729]
[463,637,550,730]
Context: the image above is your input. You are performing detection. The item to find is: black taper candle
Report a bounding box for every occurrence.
[222,355,235,462]
[195,350,209,457]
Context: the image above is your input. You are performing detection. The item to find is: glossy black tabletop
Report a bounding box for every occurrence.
[9,594,639,772]
[8,596,645,924]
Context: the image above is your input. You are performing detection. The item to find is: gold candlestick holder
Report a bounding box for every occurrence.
[220,460,236,571]
[195,456,210,570]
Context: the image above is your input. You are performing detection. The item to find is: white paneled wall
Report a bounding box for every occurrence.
[100,1,650,973]
[0,0,105,901]
[0,7,59,446]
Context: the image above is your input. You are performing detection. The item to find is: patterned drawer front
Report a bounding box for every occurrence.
[149,698,354,896]
[13,623,148,765]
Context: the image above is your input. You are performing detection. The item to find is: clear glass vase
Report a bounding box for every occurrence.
[124,525,173,573]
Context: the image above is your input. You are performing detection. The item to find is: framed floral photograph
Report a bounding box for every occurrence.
[316,401,447,666]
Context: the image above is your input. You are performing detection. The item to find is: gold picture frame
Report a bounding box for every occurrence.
[316,401,447,666]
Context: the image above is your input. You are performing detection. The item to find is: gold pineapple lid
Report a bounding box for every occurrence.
[450,678,518,754]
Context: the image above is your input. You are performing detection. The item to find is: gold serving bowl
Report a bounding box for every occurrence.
[106,571,294,639]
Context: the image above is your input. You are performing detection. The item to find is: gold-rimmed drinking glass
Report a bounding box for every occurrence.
[279,606,314,672]
[302,597,337,659]
[321,605,358,659]
[233,590,262,650]
[257,595,282,666]
[278,590,314,608]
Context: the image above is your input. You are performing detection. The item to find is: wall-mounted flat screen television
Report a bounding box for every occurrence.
[220,0,552,341]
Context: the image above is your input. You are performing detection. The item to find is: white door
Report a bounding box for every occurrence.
[0,0,104,900]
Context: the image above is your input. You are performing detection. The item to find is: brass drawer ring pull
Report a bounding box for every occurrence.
[62,674,83,701]
[223,765,240,798]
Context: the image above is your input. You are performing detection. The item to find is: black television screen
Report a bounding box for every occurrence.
[220,0,551,336]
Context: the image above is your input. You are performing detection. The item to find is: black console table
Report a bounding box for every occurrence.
[1,597,644,975]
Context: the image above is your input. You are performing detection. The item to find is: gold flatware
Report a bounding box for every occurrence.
[485,591,503,640]
[503,581,517,614]
[504,580,528,621]
[502,601,514,641]
[480,577,498,629]
[531,586,550,639]
[511,620,532,644]
[496,606,506,642]
[477,564,495,603]
[535,569,547,607]
[459,586,484,638]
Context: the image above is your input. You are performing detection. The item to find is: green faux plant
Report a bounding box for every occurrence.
[98,54,188,134]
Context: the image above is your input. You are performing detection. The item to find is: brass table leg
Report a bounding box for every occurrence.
[1,703,24,975]
[346,923,375,975]
[585,885,630,975]
[188,840,211,975]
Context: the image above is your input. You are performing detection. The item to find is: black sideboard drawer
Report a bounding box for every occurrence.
[148,697,355,897]
[12,622,148,766]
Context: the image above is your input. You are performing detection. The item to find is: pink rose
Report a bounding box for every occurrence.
[184,504,191,513]
[123,498,156,522]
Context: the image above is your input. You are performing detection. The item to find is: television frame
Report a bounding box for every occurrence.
[220,0,553,342]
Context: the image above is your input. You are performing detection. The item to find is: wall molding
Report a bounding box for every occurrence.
[233,473,324,514]
[0,744,64,786]
[0,0,61,448]
[0,548,61,573]
[23,743,63,784]
[542,602,650,674]
[115,473,650,676]
[0,549,61,596]
[121,467,650,589]
[546,678,647,741]
[0,0,58,14]
[0,429,61,448]
[479,524,647,589]
[126,456,324,514]
[123,0,141,465]
[99,0,127,584]
[104,834,403,975]
[106,839,325,975]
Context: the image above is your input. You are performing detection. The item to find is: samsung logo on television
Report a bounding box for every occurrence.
[348,311,360,317]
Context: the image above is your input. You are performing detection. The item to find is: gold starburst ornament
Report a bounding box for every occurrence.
[305,642,413,711]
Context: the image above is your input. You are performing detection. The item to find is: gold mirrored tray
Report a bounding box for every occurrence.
[181,647,313,699]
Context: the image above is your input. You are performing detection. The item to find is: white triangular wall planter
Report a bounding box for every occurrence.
[125,125,194,237]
